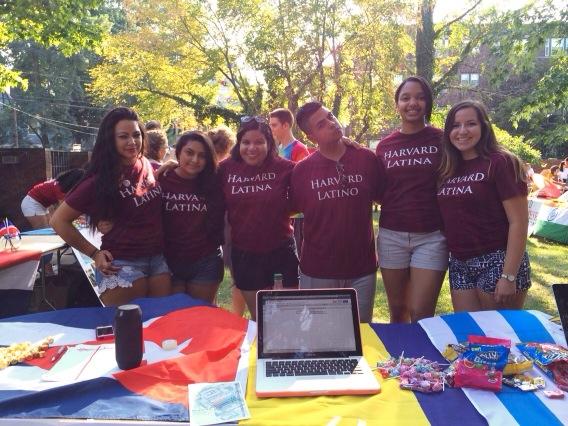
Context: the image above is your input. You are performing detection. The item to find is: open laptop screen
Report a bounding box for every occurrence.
[257,289,362,359]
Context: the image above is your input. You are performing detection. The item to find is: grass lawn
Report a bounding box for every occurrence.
[216,234,568,323]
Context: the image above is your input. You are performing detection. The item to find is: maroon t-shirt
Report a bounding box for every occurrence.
[437,152,528,260]
[65,158,163,259]
[28,180,65,208]
[291,146,380,279]
[160,171,223,264]
[219,156,294,253]
[376,126,443,232]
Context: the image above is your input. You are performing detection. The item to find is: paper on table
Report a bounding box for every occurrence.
[42,345,101,382]
[188,381,250,426]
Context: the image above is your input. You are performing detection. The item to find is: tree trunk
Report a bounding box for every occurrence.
[416,0,435,86]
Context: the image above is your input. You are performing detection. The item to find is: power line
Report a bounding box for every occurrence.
[0,101,98,136]
[11,97,107,110]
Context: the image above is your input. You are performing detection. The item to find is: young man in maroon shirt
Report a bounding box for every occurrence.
[291,101,382,322]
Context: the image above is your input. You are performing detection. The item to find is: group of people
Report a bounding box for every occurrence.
[47,76,531,323]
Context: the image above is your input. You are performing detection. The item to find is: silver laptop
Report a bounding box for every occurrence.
[255,288,380,397]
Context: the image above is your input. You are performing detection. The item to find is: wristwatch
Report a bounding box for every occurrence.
[500,273,516,282]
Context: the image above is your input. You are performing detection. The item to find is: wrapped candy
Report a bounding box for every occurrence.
[517,342,568,391]
[376,355,447,393]
[453,336,511,391]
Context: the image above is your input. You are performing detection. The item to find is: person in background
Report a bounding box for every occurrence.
[218,116,298,320]
[50,107,171,306]
[560,159,568,183]
[145,129,169,170]
[21,168,85,229]
[145,120,162,131]
[208,126,247,315]
[160,131,225,303]
[292,101,381,323]
[550,165,561,183]
[269,108,310,260]
[437,100,530,311]
[208,126,235,161]
[268,108,310,162]
[375,76,448,323]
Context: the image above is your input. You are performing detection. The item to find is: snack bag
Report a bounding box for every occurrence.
[453,336,511,391]
[517,342,568,390]
[442,339,532,375]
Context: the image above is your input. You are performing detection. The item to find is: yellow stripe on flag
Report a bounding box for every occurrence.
[243,324,430,426]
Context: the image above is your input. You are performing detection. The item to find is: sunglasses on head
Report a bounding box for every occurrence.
[240,115,266,125]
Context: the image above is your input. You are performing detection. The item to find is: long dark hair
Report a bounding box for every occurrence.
[76,107,145,229]
[394,76,434,122]
[55,168,85,193]
[175,131,218,195]
[175,130,225,246]
[231,118,278,163]
[439,100,526,184]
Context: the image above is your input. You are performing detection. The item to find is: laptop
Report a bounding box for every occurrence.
[255,288,380,397]
[552,284,568,345]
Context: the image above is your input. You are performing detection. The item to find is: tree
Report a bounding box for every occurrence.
[89,0,267,126]
[90,0,409,140]
[415,0,483,95]
[481,2,568,157]
[0,0,108,90]
[0,41,104,149]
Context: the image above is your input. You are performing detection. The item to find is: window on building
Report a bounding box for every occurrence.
[545,38,568,57]
[460,73,480,87]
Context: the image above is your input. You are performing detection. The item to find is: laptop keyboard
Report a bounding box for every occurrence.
[265,359,362,377]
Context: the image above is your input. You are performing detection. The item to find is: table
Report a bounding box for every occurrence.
[0,295,566,425]
[0,230,68,316]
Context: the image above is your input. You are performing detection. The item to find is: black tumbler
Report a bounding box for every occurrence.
[114,304,143,370]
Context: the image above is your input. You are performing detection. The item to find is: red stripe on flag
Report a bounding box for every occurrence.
[114,306,249,406]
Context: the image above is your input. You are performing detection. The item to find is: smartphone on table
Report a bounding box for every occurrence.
[95,325,114,341]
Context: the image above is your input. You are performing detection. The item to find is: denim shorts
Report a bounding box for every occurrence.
[232,239,299,291]
[168,249,224,284]
[449,250,531,293]
[377,227,448,271]
[95,254,170,293]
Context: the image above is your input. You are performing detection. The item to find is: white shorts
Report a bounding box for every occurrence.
[377,227,448,271]
[21,195,49,217]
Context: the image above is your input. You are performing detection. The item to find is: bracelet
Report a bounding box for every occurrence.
[89,248,100,259]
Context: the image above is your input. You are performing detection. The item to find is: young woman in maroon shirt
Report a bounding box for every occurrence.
[376,76,448,322]
[160,131,225,303]
[437,100,530,311]
[50,107,171,306]
[218,117,298,320]
[21,168,84,229]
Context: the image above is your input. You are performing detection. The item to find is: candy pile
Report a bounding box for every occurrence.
[517,342,568,391]
[502,373,546,391]
[447,336,511,391]
[443,342,532,376]
[0,336,54,370]
[376,355,447,393]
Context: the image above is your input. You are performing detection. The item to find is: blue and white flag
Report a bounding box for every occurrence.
[420,310,568,426]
